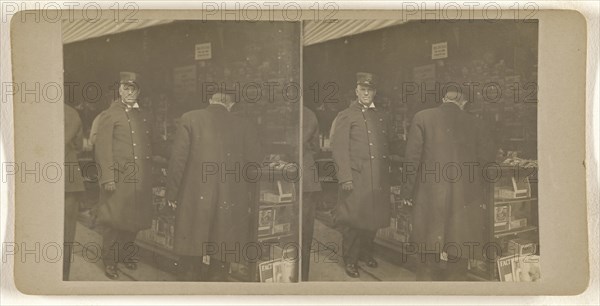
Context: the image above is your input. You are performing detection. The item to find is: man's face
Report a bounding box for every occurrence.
[356,84,376,106]
[119,83,140,104]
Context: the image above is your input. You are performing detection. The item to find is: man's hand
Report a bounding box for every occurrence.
[103,181,116,192]
[168,200,177,210]
[340,181,354,191]
[401,198,414,207]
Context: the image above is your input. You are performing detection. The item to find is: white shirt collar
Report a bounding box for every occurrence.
[360,102,376,109]
[121,100,139,109]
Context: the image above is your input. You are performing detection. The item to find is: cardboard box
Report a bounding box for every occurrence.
[508,238,537,255]
[509,218,528,230]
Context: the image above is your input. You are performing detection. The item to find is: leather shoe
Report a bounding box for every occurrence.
[344,263,360,278]
[104,265,119,280]
[360,256,378,268]
[124,262,138,270]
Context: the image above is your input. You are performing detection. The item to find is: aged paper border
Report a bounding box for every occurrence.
[6,8,592,296]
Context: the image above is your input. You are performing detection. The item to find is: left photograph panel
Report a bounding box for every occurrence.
[62,20,301,282]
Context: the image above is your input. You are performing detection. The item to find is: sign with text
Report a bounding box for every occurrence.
[195,42,212,60]
[432,42,448,59]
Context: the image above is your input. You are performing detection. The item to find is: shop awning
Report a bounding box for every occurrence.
[303,19,406,46]
[62,19,175,44]
[62,19,405,45]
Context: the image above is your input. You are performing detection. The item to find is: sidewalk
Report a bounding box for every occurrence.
[308,219,415,281]
[68,217,415,282]
[67,222,178,281]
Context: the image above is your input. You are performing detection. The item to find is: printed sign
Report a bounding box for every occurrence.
[195,42,212,60]
[432,41,448,59]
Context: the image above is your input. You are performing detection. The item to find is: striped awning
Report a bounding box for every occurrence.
[62,19,406,45]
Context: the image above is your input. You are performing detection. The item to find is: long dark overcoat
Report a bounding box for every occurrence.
[95,100,154,232]
[329,101,393,231]
[65,104,85,193]
[402,102,496,258]
[166,104,261,259]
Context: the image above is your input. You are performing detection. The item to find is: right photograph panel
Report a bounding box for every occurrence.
[301,19,539,282]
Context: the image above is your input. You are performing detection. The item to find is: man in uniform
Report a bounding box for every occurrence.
[401,90,496,281]
[166,93,261,281]
[95,72,154,280]
[330,72,395,278]
[64,102,85,280]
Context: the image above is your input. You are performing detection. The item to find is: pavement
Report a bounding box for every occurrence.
[67,218,415,282]
[307,219,416,282]
[67,222,177,281]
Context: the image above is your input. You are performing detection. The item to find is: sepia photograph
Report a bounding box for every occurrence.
[62,17,540,283]
[302,19,539,282]
[62,19,302,282]
[4,4,594,299]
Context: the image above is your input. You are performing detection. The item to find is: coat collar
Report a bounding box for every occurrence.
[207,103,229,112]
[439,102,461,111]
[112,99,140,110]
[350,100,377,111]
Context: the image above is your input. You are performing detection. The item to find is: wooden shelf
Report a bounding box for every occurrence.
[258,232,294,242]
[494,197,538,205]
[258,202,295,209]
[494,225,538,238]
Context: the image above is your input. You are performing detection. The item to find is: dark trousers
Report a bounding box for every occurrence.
[101,227,138,266]
[415,252,469,281]
[341,226,376,265]
[63,192,81,280]
[301,192,317,281]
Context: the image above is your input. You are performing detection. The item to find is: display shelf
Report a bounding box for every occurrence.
[248,166,299,282]
[258,202,296,209]
[494,198,538,205]
[258,232,295,242]
[482,166,539,281]
[494,225,538,238]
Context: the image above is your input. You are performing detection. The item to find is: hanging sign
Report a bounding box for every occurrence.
[432,42,448,60]
[195,42,212,60]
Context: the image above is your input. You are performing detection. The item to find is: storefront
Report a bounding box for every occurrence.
[303,19,539,281]
[64,19,539,282]
[64,20,302,282]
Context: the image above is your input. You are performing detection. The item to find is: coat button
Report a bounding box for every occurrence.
[379,118,383,121]
[143,119,147,122]
[383,155,387,159]
[146,131,150,134]
[371,156,375,159]
[133,143,136,146]
[369,143,373,146]
[134,156,138,160]
[146,156,150,159]
[368,130,372,133]
[131,130,135,134]
[200,196,204,200]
